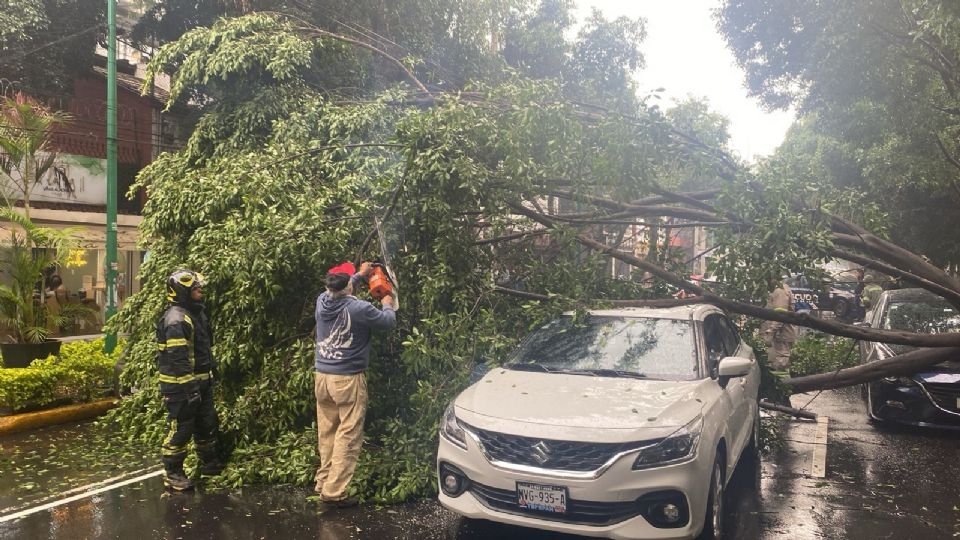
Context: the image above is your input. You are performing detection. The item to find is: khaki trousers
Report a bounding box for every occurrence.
[769,339,793,371]
[314,372,368,500]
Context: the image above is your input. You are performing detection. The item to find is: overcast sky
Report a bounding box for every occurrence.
[576,0,795,161]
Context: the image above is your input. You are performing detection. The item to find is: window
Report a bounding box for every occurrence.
[510,316,700,380]
[702,315,727,377]
[718,317,741,356]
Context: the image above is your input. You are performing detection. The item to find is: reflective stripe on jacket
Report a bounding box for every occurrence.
[156,304,215,397]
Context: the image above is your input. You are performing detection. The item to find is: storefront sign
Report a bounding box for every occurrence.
[30,153,108,205]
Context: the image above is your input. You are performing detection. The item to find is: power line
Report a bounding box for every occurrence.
[0,122,184,153]
[0,25,102,64]
[311,10,465,88]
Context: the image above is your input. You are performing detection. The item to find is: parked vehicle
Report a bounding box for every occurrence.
[860,288,960,429]
[438,305,760,540]
[784,274,864,322]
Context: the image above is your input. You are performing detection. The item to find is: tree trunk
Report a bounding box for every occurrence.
[784,347,960,393]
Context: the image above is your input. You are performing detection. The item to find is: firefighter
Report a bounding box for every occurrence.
[157,269,224,491]
[860,269,886,312]
[760,279,797,378]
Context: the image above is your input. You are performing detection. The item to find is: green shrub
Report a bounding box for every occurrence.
[0,367,59,411]
[0,338,122,412]
[789,333,859,377]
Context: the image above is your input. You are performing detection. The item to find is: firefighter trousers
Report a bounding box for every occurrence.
[161,379,219,474]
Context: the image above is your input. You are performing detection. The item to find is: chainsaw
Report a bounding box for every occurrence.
[367,217,398,301]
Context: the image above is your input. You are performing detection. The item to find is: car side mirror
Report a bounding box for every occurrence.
[717,356,753,388]
[469,363,492,384]
[718,356,753,378]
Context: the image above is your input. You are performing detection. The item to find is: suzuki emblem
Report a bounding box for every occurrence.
[531,441,552,465]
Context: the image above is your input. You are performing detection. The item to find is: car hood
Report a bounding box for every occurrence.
[454,369,707,442]
[877,344,960,370]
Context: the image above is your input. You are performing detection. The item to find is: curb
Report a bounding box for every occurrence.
[0,399,118,436]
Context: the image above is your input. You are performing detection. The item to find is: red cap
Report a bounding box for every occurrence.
[327,262,356,275]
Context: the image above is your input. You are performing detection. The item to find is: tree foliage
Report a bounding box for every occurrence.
[717,0,960,267]
[110,6,960,503]
[0,93,71,214]
[0,0,103,96]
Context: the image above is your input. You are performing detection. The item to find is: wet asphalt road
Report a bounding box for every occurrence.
[1,388,958,539]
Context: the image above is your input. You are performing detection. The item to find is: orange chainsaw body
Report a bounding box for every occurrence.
[368,265,393,300]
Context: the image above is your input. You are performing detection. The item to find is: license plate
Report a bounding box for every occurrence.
[517,482,567,513]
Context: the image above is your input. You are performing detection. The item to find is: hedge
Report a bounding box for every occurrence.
[789,333,859,377]
[0,339,122,412]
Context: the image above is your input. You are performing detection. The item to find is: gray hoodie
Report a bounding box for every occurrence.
[315,288,396,374]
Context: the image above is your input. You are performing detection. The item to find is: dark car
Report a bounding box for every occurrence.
[785,274,864,322]
[860,288,960,429]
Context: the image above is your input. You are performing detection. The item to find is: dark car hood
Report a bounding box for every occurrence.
[915,370,960,384]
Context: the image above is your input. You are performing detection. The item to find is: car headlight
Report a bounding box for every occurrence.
[633,416,703,470]
[441,403,467,449]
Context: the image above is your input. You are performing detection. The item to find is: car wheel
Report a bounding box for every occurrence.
[742,411,760,469]
[698,454,725,540]
[734,412,761,491]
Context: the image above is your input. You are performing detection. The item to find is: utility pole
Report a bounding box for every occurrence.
[104,0,118,353]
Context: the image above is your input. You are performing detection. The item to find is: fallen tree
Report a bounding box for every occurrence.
[107,12,959,500]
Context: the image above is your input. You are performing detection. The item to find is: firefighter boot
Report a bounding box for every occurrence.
[162,455,194,491]
[196,440,225,477]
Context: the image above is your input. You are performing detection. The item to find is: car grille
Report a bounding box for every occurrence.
[922,382,960,413]
[469,482,641,526]
[466,425,642,472]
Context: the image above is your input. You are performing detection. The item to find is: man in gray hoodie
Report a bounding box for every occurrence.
[314,261,396,507]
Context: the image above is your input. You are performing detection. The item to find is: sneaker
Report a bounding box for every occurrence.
[164,472,194,491]
[321,495,359,508]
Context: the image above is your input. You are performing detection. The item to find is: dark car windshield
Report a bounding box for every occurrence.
[508,316,699,380]
[831,281,858,294]
[883,299,960,354]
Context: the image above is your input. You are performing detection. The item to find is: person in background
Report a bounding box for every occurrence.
[860,269,887,313]
[313,261,396,508]
[44,274,68,333]
[760,279,797,380]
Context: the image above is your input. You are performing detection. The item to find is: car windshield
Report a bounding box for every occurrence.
[883,299,960,354]
[831,281,858,294]
[508,316,699,380]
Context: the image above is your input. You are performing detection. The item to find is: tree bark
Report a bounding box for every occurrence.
[784,347,960,393]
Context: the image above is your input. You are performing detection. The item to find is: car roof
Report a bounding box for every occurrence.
[564,304,722,321]
[880,288,950,303]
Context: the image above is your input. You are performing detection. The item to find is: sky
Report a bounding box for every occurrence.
[576,0,795,162]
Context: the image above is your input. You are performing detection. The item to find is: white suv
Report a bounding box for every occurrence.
[437,305,759,540]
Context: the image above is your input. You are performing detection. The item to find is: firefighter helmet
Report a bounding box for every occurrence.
[166,269,206,303]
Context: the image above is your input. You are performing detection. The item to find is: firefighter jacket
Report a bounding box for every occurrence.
[157,302,215,398]
[760,285,797,345]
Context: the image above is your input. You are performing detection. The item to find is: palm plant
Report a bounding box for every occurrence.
[0,207,94,344]
[0,92,71,217]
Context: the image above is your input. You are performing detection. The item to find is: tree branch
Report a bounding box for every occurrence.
[492,286,704,308]
[934,135,960,203]
[833,232,960,293]
[510,202,960,347]
[355,172,407,264]
[830,248,960,306]
[278,15,430,94]
[474,229,550,246]
[784,347,960,393]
